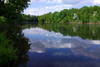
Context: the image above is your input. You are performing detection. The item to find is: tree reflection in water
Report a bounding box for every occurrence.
[22,23,100,67]
[38,23,100,40]
[0,24,30,67]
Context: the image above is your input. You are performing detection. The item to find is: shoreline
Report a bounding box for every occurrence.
[46,22,100,24]
[69,22,100,24]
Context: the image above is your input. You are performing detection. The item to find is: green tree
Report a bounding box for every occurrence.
[38,6,100,24]
[79,6,91,24]
[0,0,30,21]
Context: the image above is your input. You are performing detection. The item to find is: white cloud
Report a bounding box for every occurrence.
[47,0,62,4]
[24,4,72,15]
[71,0,91,8]
[45,4,72,11]
[24,0,100,15]
[47,0,85,5]
[31,0,46,2]
[92,0,100,5]
[56,0,100,5]
[24,8,49,15]
[62,0,85,4]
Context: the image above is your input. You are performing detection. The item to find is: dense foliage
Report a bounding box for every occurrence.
[0,0,31,66]
[0,16,7,25]
[0,34,17,66]
[0,24,30,66]
[21,14,38,25]
[0,0,30,21]
[0,0,38,24]
[38,6,100,24]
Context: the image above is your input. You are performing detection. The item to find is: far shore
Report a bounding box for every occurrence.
[46,22,100,24]
[69,22,100,24]
[56,22,100,24]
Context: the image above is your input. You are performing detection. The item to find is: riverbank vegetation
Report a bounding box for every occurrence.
[21,14,38,25]
[0,0,38,25]
[0,34,17,66]
[0,24,30,66]
[38,6,100,24]
[0,0,30,22]
[0,0,100,66]
[0,0,31,66]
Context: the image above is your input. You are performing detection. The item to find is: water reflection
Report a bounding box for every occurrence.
[0,24,30,67]
[22,26,100,67]
[38,23,100,40]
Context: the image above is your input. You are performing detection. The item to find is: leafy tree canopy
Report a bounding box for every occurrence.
[0,0,30,20]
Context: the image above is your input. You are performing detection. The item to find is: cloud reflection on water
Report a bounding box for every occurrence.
[23,27,100,59]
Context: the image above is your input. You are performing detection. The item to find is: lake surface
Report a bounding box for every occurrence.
[19,23,100,67]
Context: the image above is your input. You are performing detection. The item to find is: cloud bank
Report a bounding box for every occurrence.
[24,0,100,16]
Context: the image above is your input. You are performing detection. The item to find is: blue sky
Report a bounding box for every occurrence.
[24,0,100,15]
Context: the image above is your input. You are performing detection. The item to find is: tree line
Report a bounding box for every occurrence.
[21,14,38,25]
[38,6,100,24]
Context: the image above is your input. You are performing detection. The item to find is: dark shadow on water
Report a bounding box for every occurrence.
[0,24,30,67]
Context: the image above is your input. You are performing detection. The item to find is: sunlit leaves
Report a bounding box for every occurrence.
[38,6,100,24]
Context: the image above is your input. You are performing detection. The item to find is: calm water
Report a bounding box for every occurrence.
[19,23,100,67]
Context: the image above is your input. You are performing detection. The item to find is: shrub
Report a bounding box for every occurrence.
[0,34,17,66]
[0,16,7,25]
